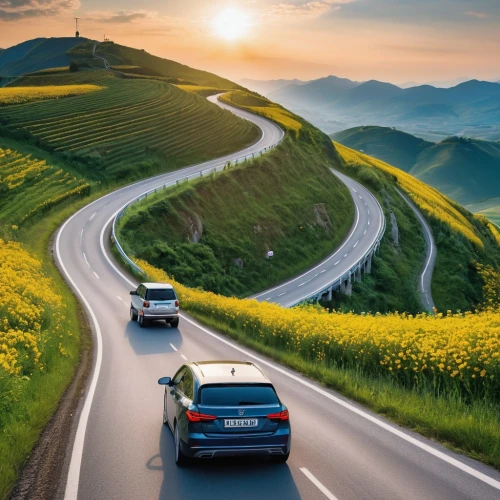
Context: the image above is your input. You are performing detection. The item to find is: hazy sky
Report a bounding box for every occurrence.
[1,0,500,84]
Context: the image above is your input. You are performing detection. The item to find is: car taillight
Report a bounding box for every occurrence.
[186,410,217,422]
[267,410,289,421]
[143,301,150,308]
[175,300,179,307]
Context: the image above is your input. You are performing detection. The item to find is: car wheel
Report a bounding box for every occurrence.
[174,424,189,466]
[138,315,146,328]
[170,318,179,328]
[130,307,138,321]
[270,452,290,464]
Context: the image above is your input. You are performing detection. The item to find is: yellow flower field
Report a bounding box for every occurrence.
[0,239,66,376]
[139,259,500,400]
[335,143,487,248]
[0,84,102,106]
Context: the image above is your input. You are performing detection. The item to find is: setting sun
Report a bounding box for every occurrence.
[213,8,250,41]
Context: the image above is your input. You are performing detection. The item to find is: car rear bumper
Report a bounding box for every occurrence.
[182,429,291,459]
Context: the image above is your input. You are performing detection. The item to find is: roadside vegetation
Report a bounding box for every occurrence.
[137,258,500,470]
[334,143,500,312]
[116,91,354,297]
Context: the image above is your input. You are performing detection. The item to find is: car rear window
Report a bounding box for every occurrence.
[147,289,176,301]
[199,385,279,406]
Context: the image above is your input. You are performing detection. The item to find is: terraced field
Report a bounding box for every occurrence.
[0,146,90,227]
[1,76,260,179]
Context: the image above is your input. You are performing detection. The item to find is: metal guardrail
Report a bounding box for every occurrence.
[287,193,386,307]
[112,107,285,276]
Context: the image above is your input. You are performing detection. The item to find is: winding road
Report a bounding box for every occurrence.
[55,97,500,500]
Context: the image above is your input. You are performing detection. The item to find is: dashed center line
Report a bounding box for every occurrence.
[170,343,178,352]
[353,240,359,248]
[180,354,188,361]
[300,468,339,500]
[93,272,100,280]
[89,212,97,221]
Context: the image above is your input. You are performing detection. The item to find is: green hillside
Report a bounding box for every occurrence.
[331,126,434,171]
[333,126,500,207]
[117,97,354,297]
[0,38,91,77]
[68,41,241,89]
[411,137,500,205]
[0,72,260,183]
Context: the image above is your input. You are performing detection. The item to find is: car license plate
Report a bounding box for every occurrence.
[224,419,258,428]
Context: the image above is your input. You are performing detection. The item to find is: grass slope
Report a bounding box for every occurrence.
[0,72,260,183]
[117,94,354,297]
[334,143,500,312]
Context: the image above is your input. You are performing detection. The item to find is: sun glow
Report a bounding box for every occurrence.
[213,8,250,41]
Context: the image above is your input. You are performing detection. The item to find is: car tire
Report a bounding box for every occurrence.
[138,315,146,328]
[170,318,179,328]
[130,307,138,321]
[270,452,290,464]
[174,424,189,466]
[163,393,168,426]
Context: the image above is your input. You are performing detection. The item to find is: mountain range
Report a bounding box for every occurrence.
[242,76,500,142]
[332,126,500,207]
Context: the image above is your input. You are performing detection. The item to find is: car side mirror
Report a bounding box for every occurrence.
[158,377,172,386]
[130,291,138,295]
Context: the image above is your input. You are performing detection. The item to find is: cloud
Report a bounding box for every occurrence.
[84,10,155,24]
[0,0,79,21]
[464,11,488,19]
[269,0,353,18]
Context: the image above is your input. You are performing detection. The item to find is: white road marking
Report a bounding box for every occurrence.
[180,354,188,361]
[98,167,500,495]
[277,292,287,297]
[89,212,97,221]
[93,272,100,280]
[83,253,90,267]
[334,260,341,266]
[300,468,339,500]
[353,240,359,248]
[298,278,312,287]
[170,343,178,352]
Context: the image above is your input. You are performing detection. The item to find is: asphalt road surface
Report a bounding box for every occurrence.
[56,98,500,500]
[253,169,384,307]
